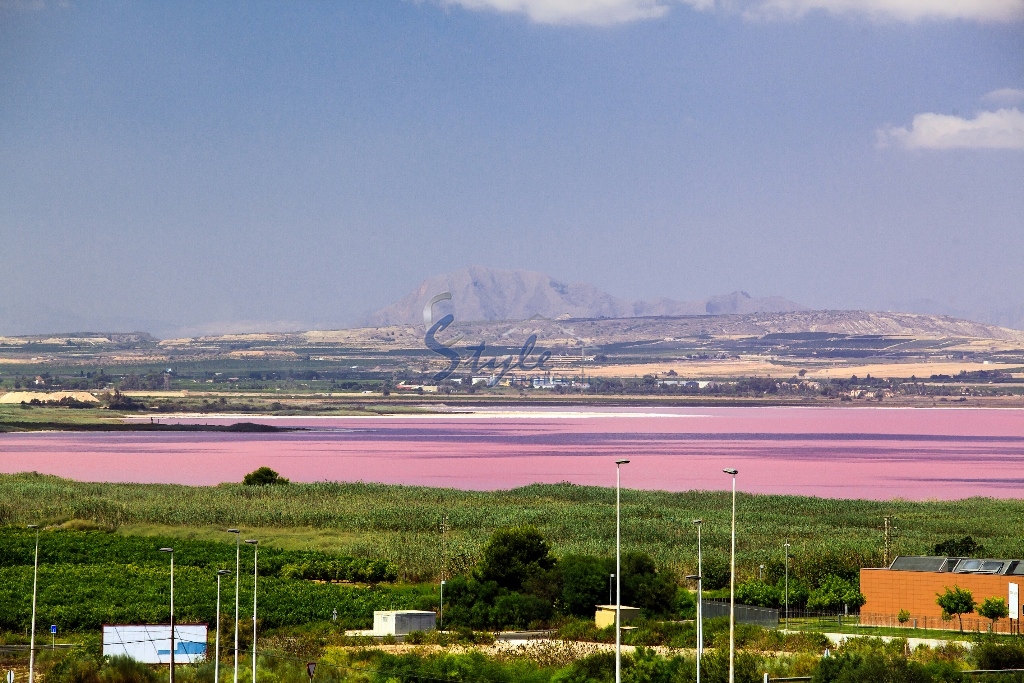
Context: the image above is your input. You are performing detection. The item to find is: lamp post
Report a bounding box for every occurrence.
[28,525,39,683]
[784,541,791,631]
[245,540,258,683]
[723,468,738,683]
[227,529,241,683]
[615,459,630,683]
[693,518,704,683]
[439,580,446,631]
[159,548,175,683]
[216,570,230,683]
[609,574,614,605]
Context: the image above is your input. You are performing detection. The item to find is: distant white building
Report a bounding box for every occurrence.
[371,610,436,635]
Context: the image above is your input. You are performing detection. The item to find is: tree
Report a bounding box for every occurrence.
[476,527,555,591]
[560,555,613,616]
[806,575,865,612]
[936,585,975,633]
[934,536,986,558]
[621,552,677,616]
[897,609,910,625]
[242,467,289,486]
[979,596,1009,631]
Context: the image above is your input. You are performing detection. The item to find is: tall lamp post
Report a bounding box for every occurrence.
[159,548,175,683]
[215,569,230,683]
[693,518,704,683]
[245,540,258,683]
[723,468,738,683]
[615,459,630,683]
[28,525,39,683]
[227,529,241,683]
[439,580,446,631]
[784,541,791,631]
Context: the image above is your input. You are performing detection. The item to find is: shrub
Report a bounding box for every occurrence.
[807,575,865,612]
[242,467,288,486]
[972,640,1024,670]
[560,555,613,617]
[477,527,556,591]
[97,656,158,683]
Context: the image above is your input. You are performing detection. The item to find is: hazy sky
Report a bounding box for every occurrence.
[1,0,1022,335]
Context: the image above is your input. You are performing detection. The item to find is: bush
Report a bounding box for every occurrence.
[807,575,865,612]
[491,591,552,629]
[98,656,158,683]
[242,467,288,486]
[560,555,613,617]
[812,651,934,683]
[736,579,782,608]
[477,527,556,591]
[621,553,677,616]
[972,640,1024,670]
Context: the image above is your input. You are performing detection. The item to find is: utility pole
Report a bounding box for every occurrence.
[884,516,897,567]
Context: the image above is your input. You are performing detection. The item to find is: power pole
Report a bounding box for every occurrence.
[883,516,897,567]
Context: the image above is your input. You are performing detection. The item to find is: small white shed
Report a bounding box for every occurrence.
[372,610,437,635]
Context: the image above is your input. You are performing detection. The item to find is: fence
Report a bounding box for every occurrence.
[861,612,1022,634]
[701,599,779,628]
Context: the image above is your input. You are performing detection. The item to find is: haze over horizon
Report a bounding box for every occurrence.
[1,1,1021,337]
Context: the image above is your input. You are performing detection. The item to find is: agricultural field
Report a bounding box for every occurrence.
[3,473,1023,586]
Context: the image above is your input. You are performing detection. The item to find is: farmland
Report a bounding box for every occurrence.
[3,473,1023,586]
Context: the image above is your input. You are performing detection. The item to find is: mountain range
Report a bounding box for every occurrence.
[362,266,808,326]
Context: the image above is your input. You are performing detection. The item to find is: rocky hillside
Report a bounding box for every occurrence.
[362,266,806,325]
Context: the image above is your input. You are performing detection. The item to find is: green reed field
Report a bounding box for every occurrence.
[1,472,1023,585]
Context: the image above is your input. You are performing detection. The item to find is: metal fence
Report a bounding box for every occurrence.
[701,599,779,628]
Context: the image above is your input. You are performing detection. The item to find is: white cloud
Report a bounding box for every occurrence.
[743,0,1024,22]
[438,0,672,25]
[877,108,1024,150]
[983,87,1024,106]
[433,0,1023,23]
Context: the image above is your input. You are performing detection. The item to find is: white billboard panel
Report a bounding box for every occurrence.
[103,625,207,664]
[1010,583,1019,621]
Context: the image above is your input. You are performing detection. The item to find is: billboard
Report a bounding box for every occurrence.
[102,625,207,664]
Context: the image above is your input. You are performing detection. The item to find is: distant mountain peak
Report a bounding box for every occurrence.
[361,266,807,326]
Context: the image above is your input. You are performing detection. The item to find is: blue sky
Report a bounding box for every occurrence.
[1,0,1022,335]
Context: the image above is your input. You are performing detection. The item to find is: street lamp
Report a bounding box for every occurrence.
[245,540,258,683]
[215,570,231,683]
[693,518,704,683]
[609,574,615,606]
[227,529,241,683]
[784,541,791,631]
[723,468,738,683]
[759,564,764,581]
[439,580,446,631]
[159,548,175,683]
[27,525,39,683]
[615,459,630,683]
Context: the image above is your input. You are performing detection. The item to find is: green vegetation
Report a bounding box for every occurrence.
[0,527,411,632]
[243,467,290,486]
[936,587,976,633]
[34,633,1024,683]
[442,528,682,630]
[4,473,1024,587]
[977,597,1008,630]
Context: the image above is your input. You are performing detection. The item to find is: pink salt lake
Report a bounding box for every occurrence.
[1,407,1022,500]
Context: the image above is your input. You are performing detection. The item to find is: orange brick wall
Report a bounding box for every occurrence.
[861,568,1022,633]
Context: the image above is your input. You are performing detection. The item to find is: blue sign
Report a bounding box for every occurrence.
[51,625,57,634]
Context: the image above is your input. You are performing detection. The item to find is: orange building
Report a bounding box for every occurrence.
[861,556,1023,634]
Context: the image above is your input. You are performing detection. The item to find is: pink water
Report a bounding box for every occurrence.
[1,407,1022,500]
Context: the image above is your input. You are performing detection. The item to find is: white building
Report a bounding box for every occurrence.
[371,610,437,635]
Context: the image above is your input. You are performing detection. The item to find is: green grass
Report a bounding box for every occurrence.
[2,473,1024,586]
